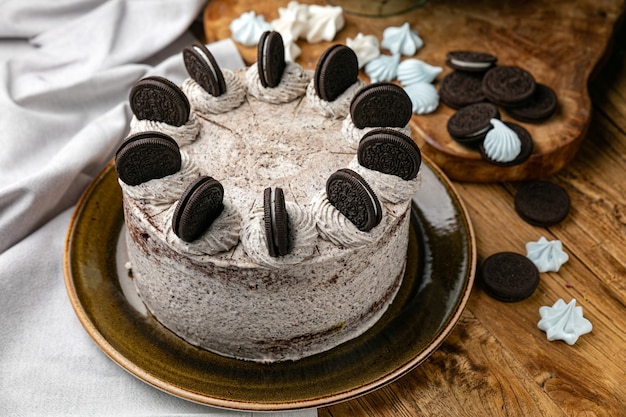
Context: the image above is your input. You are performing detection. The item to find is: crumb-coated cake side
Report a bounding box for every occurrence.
[117,37,422,362]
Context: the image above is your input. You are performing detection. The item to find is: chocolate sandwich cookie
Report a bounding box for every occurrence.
[263,187,291,257]
[315,44,359,102]
[514,180,570,226]
[447,102,501,145]
[439,70,486,109]
[479,122,533,166]
[183,42,227,97]
[358,128,421,180]
[480,252,540,302]
[481,65,536,107]
[326,168,382,232]
[172,176,225,242]
[115,131,181,186]
[446,50,497,72]
[129,76,190,127]
[350,82,412,129]
[257,31,286,88]
[505,83,558,122]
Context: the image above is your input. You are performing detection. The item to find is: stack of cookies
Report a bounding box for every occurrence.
[440,51,558,166]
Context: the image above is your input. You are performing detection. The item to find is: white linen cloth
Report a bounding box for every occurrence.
[0,2,317,416]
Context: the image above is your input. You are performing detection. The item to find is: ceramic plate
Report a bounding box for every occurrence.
[64,156,476,411]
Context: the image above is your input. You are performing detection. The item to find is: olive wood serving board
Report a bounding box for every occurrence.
[204,0,625,182]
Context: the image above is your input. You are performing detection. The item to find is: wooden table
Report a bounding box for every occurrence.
[203,1,626,414]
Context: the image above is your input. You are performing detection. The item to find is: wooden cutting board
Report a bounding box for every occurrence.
[204,0,625,182]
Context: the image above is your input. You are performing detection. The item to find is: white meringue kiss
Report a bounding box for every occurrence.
[230,11,272,47]
[397,58,442,86]
[364,53,400,83]
[271,1,309,40]
[526,236,569,273]
[347,33,380,68]
[404,82,439,114]
[482,118,521,163]
[538,299,592,345]
[305,5,344,43]
[381,22,424,56]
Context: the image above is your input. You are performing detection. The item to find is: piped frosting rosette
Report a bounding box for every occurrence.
[347,158,421,206]
[241,201,318,267]
[129,113,201,148]
[163,198,242,258]
[341,115,411,149]
[119,151,202,206]
[311,190,386,248]
[181,70,246,115]
[305,78,365,119]
[246,62,310,103]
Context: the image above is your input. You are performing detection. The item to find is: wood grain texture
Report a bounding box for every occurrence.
[203,1,626,414]
[204,0,624,182]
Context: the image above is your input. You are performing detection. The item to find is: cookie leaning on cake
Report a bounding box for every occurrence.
[114,32,423,363]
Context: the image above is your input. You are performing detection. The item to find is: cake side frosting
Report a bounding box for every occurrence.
[120,67,421,362]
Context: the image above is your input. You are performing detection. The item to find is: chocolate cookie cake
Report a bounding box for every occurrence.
[116,33,422,362]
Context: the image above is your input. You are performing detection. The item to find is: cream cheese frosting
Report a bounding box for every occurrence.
[311,190,386,248]
[305,77,366,118]
[163,199,242,257]
[129,113,200,147]
[241,201,318,267]
[341,115,411,149]
[483,118,521,163]
[348,158,421,204]
[246,62,310,103]
[119,151,201,206]
[538,299,592,345]
[181,70,246,115]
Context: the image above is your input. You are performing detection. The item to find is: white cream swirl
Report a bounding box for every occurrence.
[346,33,380,68]
[348,158,421,204]
[404,82,439,115]
[119,151,202,206]
[364,53,400,83]
[483,118,521,163]
[163,199,242,257]
[246,62,310,103]
[129,113,200,148]
[229,11,272,47]
[381,22,424,56]
[311,190,385,248]
[241,202,318,268]
[271,1,309,40]
[305,5,344,43]
[341,114,411,149]
[182,70,246,116]
[397,59,442,86]
[305,78,365,119]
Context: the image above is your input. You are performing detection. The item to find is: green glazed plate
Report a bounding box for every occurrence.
[64,156,476,411]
